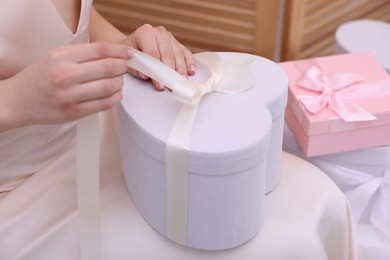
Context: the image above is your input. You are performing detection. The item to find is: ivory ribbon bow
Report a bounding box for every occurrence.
[296,65,390,122]
[127,49,257,104]
[127,49,257,244]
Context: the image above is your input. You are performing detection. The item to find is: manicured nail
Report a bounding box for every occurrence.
[139,72,148,80]
[189,64,196,74]
[127,49,133,58]
[158,83,165,91]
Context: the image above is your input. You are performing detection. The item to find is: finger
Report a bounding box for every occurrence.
[126,67,149,80]
[63,76,124,104]
[135,26,162,61]
[151,79,165,91]
[52,42,131,64]
[58,58,128,86]
[156,30,176,71]
[169,39,188,78]
[130,26,163,83]
[181,44,196,75]
[66,89,123,119]
[126,67,161,91]
[82,58,128,82]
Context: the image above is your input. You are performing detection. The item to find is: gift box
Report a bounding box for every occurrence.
[117,51,288,250]
[335,19,390,74]
[280,52,390,157]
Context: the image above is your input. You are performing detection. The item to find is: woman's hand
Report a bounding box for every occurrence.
[122,24,196,90]
[89,9,196,90]
[0,42,131,131]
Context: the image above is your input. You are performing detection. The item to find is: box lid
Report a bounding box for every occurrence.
[280,52,390,136]
[119,53,288,175]
[335,19,390,73]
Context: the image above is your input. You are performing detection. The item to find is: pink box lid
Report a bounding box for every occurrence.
[279,52,390,136]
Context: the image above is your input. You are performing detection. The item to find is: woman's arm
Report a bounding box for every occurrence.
[0,7,196,132]
[0,43,131,133]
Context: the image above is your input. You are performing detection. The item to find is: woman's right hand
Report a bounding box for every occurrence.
[0,42,131,132]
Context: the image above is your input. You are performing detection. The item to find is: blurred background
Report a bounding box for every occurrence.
[94,0,390,62]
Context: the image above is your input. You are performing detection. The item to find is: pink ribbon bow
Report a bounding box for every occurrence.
[296,66,390,122]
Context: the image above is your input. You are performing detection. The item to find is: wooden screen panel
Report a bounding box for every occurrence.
[282,0,390,61]
[93,0,281,59]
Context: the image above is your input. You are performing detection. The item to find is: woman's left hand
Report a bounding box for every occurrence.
[122,24,196,90]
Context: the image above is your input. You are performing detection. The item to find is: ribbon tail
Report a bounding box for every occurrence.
[77,114,101,260]
[339,79,390,98]
[329,96,377,122]
[166,104,199,244]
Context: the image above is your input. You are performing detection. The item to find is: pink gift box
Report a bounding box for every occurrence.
[279,52,390,157]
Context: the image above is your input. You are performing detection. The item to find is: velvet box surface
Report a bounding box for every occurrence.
[280,52,390,157]
[335,19,390,74]
[118,52,288,250]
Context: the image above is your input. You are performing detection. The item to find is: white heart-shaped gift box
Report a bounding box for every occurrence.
[117,52,288,250]
[335,19,390,74]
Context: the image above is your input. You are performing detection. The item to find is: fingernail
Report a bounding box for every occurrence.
[127,49,133,58]
[189,64,196,74]
[158,83,165,91]
[182,73,188,79]
[139,72,148,80]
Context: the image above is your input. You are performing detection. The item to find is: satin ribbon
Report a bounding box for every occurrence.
[127,50,257,104]
[77,114,101,260]
[296,65,390,122]
[127,49,257,244]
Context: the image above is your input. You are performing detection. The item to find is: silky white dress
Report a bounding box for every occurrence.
[0,0,121,259]
[0,1,357,259]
